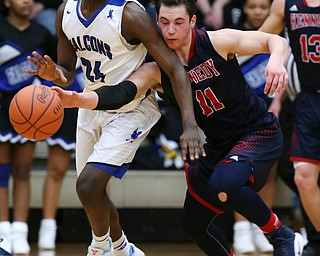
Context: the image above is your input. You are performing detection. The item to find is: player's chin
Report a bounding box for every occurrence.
[164,39,179,50]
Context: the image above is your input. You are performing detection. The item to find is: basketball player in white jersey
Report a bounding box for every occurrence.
[25,0,205,255]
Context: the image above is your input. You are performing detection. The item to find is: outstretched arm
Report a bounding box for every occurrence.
[51,62,161,109]
[210,29,289,96]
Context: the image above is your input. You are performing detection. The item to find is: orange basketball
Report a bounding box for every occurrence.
[9,85,64,140]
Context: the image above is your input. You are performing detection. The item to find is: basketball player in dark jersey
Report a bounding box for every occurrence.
[50,0,306,255]
[260,0,320,254]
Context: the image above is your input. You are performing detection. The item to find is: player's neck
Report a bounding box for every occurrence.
[174,32,193,66]
[80,0,106,19]
[6,15,30,31]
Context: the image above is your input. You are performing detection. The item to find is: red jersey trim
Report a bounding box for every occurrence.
[188,28,195,62]
[290,156,320,165]
[184,163,224,214]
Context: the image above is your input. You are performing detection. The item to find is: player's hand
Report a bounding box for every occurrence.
[264,54,288,97]
[180,127,206,161]
[51,86,79,108]
[25,51,67,83]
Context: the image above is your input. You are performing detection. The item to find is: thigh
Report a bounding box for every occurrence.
[75,110,97,176]
[225,121,283,190]
[291,91,320,164]
[76,94,160,176]
[87,94,160,167]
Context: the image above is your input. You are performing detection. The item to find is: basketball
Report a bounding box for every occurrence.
[9,85,64,140]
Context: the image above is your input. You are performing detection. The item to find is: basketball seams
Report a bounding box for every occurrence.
[30,88,60,129]
[10,92,31,125]
[9,85,64,140]
[33,114,64,138]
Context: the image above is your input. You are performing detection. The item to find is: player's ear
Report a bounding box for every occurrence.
[190,15,196,28]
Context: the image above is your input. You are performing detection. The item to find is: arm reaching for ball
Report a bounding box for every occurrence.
[51,80,139,110]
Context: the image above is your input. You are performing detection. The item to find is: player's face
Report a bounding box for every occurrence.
[5,0,33,19]
[157,5,196,51]
[243,0,271,29]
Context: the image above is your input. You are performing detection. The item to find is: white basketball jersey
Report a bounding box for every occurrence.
[62,0,148,112]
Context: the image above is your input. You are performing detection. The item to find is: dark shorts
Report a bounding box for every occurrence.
[185,118,282,213]
[290,90,320,164]
[0,90,77,150]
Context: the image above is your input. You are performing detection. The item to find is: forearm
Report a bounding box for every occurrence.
[75,92,98,109]
[268,35,288,63]
[55,81,138,110]
[170,70,198,130]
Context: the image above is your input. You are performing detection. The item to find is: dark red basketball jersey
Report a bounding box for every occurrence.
[160,27,276,162]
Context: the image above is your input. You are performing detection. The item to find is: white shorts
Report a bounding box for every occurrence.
[75,92,161,176]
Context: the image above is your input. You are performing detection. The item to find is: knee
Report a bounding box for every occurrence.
[13,165,31,181]
[48,166,68,182]
[208,177,231,203]
[76,174,96,202]
[294,172,314,194]
[218,192,228,202]
[76,169,109,205]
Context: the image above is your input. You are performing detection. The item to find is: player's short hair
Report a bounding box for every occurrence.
[153,0,197,18]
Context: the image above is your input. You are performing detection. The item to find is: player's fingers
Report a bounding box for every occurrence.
[283,73,288,88]
[44,55,54,65]
[181,143,189,161]
[264,76,271,94]
[275,74,286,95]
[193,143,206,159]
[180,138,196,161]
[32,51,46,63]
[190,139,203,160]
[32,51,43,59]
[187,142,196,161]
[268,76,279,96]
[57,68,67,83]
[51,86,63,94]
[188,151,195,161]
[27,55,40,67]
[24,69,38,75]
[198,143,206,158]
